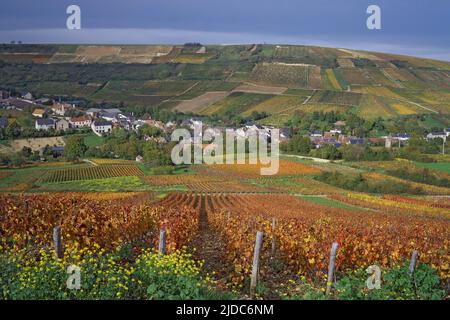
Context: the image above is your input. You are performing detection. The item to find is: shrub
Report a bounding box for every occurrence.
[0,246,224,300]
[334,263,445,300]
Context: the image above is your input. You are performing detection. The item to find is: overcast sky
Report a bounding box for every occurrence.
[0,0,449,60]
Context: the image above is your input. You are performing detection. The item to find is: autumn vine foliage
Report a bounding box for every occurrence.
[0,192,198,252]
[204,194,449,284]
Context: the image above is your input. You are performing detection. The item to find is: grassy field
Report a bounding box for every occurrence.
[298,195,361,210]
[83,133,104,148]
[37,176,148,192]
[415,162,450,174]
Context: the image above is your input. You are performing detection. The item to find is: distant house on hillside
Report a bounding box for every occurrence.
[21,91,33,100]
[279,128,291,141]
[70,115,92,128]
[196,46,207,54]
[35,118,56,131]
[5,98,35,110]
[91,120,112,136]
[50,146,65,158]
[32,108,46,118]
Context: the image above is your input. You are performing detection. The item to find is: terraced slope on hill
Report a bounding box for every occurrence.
[0,44,449,121]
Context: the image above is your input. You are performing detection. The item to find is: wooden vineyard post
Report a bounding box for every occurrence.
[271,218,276,256]
[158,228,167,256]
[53,226,63,259]
[325,242,339,296]
[250,231,264,296]
[409,250,419,275]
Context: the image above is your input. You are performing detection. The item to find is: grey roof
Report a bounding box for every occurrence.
[99,112,117,119]
[36,118,55,125]
[86,108,101,113]
[93,120,112,126]
[430,132,446,135]
[394,133,411,138]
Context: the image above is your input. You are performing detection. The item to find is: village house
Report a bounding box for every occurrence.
[392,133,411,141]
[368,137,385,146]
[35,97,50,105]
[330,128,342,135]
[323,132,335,139]
[35,118,56,131]
[445,128,450,137]
[349,137,365,145]
[55,119,70,131]
[279,128,291,141]
[21,91,33,101]
[51,103,74,116]
[99,111,118,122]
[116,119,132,130]
[32,108,47,118]
[49,146,65,158]
[310,131,323,138]
[91,120,112,136]
[426,132,447,141]
[310,136,341,149]
[145,119,166,130]
[86,108,102,117]
[86,108,122,119]
[165,121,177,130]
[70,115,92,128]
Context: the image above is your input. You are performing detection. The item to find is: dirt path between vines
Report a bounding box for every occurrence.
[191,196,230,290]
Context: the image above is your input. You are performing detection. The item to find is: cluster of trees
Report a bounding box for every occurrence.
[281,134,392,161]
[68,126,175,167]
[0,122,90,140]
[340,145,392,161]
[386,167,450,188]
[288,110,386,138]
[316,171,424,195]
[397,137,449,162]
[0,62,183,86]
[0,146,41,166]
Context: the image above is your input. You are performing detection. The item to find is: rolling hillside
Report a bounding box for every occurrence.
[1,43,449,122]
